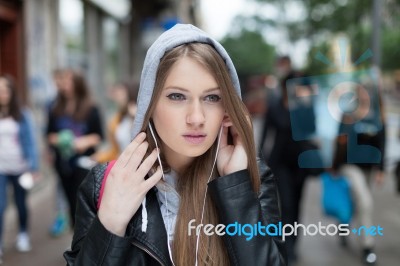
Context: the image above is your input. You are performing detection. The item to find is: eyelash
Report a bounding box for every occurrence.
[204,94,221,102]
[167,93,186,101]
[166,93,221,103]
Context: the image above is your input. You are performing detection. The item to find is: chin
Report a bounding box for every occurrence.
[181,149,208,158]
[177,143,212,158]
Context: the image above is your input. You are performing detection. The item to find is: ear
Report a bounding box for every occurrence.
[222,113,232,127]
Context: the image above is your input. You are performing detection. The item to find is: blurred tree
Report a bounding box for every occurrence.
[220,28,275,77]
[381,27,400,71]
[252,0,400,72]
[304,41,330,75]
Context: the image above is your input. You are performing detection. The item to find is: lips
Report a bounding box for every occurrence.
[182,134,207,145]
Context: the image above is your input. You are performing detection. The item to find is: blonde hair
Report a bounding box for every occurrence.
[140,43,260,265]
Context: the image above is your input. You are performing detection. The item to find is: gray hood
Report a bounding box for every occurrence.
[132,23,242,138]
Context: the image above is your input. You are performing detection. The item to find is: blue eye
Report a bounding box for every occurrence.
[205,94,221,102]
[167,93,186,101]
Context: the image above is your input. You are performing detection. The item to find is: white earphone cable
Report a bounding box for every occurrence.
[195,125,223,266]
[148,123,176,266]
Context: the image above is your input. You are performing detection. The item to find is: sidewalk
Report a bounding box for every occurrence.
[294,110,400,266]
[295,173,400,266]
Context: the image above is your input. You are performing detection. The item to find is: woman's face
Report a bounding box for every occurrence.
[0,78,11,106]
[59,71,74,98]
[152,56,225,167]
[111,85,128,108]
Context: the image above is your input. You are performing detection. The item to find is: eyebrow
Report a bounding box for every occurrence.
[164,86,220,93]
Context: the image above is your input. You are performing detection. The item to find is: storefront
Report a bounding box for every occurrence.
[0,0,25,101]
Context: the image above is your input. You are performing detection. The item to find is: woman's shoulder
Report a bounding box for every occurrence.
[18,107,34,125]
[78,163,109,203]
[91,162,109,193]
[256,157,274,179]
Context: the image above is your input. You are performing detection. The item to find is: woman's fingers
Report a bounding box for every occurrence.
[229,124,243,146]
[124,141,149,170]
[220,125,229,149]
[143,166,163,191]
[136,148,159,176]
[115,132,146,168]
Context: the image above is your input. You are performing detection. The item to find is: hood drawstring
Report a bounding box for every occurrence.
[141,122,165,233]
[148,122,176,265]
[141,198,148,232]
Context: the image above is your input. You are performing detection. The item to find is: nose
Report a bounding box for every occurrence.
[186,101,205,126]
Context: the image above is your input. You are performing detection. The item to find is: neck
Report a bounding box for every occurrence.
[164,149,193,176]
[65,98,77,114]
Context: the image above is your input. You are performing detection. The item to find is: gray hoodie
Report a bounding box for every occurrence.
[132,23,242,138]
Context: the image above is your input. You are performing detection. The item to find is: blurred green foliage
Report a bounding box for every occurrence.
[220,29,275,77]
[251,0,400,73]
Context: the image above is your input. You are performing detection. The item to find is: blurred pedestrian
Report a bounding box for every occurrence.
[92,81,138,163]
[47,69,69,237]
[64,24,285,266]
[259,65,318,264]
[0,75,40,263]
[275,55,293,80]
[46,69,103,228]
[332,84,386,265]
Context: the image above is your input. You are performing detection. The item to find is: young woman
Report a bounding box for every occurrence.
[46,69,103,229]
[259,70,318,263]
[64,24,285,266]
[0,75,39,261]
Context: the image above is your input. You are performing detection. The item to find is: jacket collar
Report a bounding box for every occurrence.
[127,188,173,266]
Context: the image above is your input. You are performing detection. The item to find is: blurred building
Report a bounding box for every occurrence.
[0,0,25,100]
[0,0,199,109]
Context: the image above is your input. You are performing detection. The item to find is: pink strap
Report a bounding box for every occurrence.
[97,160,116,209]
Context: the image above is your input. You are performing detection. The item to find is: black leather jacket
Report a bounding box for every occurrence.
[64,160,286,265]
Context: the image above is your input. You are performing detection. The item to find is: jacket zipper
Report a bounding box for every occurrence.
[131,240,166,266]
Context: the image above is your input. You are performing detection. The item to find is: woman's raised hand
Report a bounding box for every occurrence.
[98,132,163,236]
[217,118,248,176]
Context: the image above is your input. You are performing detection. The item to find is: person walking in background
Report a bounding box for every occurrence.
[259,68,318,264]
[47,69,69,237]
[46,69,103,229]
[332,84,386,265]
[0,75,40,264]
[64,24,285,265]
[92,81,138,163]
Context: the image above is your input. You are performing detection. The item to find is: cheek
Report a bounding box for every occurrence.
[207,108,225,129]
[154,104,169,122]
[153,104,179,133]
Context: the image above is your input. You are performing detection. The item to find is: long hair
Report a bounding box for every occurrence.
[0,75,22,120]
[140,43,260,265]
[51,69,92,121]
[116,81,139,123]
